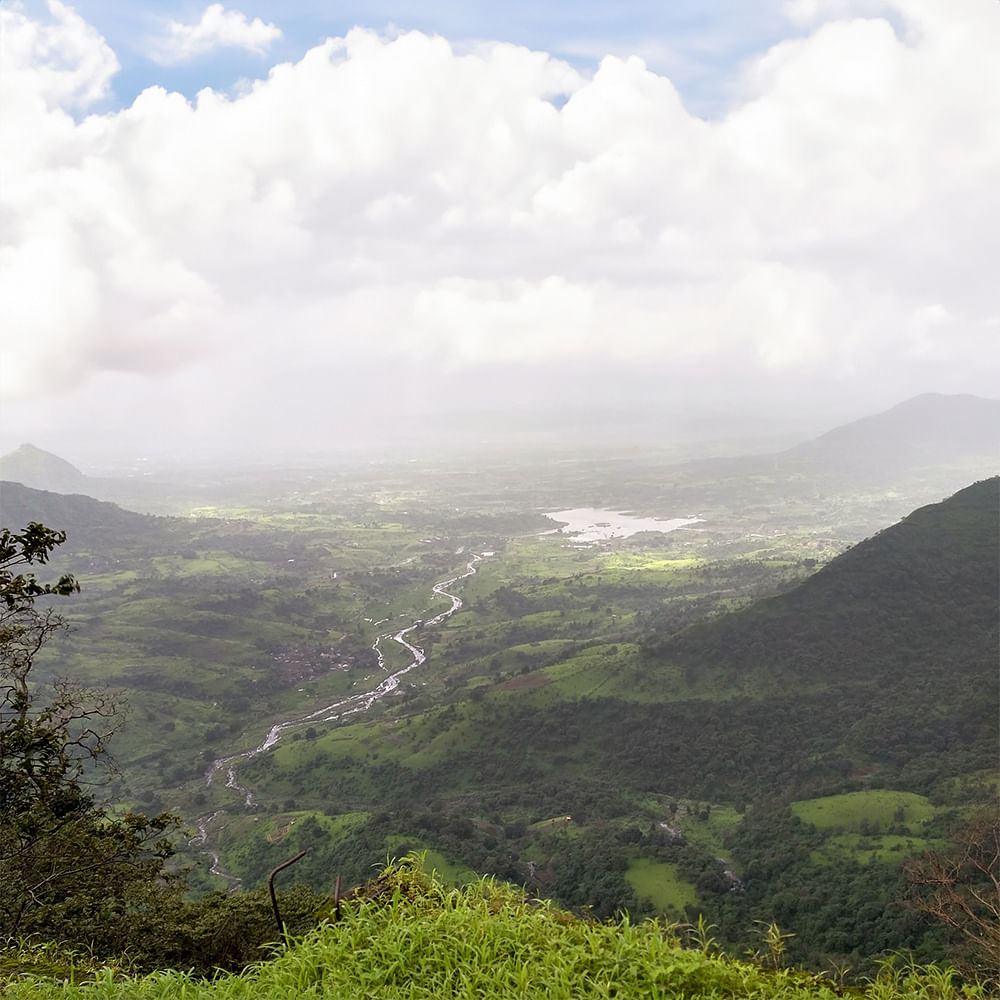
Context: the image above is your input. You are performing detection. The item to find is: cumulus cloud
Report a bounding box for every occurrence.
[0,0,118,110]
[1,0,998,453]
[150,4,282,64]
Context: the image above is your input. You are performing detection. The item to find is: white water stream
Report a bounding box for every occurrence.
[192,554,486,880]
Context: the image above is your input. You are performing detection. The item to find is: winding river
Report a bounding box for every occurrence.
[192,553,486,880]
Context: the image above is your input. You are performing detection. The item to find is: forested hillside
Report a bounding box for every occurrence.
[0,481,165,549]
[234,478,998,971]
[641,476,998,791]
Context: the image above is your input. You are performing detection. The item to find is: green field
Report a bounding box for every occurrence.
[791,790,937,833]
[625,858,697,915]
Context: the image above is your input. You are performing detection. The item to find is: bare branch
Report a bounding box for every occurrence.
[905,807,1000,974]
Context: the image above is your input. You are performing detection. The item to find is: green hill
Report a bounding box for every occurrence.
[0,480,158,538]
[640,476,999,788]
[667,475,997,674]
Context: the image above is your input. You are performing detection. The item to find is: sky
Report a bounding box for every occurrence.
[1,0,999,466]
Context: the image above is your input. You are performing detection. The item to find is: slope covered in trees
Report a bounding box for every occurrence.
[232,479,997,971]
[0,481,164,550]
[635,476,999,792]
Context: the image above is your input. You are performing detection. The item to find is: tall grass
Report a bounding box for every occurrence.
[2,858,988,1000]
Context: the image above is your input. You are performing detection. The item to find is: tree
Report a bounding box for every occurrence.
[1,522,79,697]
[904,807,1000,978]
[0,522,178,946]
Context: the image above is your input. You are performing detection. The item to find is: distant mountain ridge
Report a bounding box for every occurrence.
[0,443,89,494]
[781,392,999,474]
[1,393,996,506]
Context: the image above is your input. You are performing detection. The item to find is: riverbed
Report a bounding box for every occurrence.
[195,553,487,879]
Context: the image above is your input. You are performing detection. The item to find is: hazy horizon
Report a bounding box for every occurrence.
[2,1,998,466]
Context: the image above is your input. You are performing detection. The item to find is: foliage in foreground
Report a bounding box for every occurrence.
[0,857,991,1000]
[1,523,180,949]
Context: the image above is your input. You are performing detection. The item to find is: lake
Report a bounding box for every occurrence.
[543,508,704,544]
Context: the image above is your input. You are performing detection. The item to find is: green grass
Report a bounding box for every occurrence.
[791,791,937,833]
[382,840,478,886]
[257,809,370,846]
[528,814,574,831]
[1,858,987,999]
[672,803,744,853]
[625,858,697,915]
[541,644,634,698]
[810,832,945,865]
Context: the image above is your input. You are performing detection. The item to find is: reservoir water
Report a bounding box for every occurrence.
[544,508,703,544]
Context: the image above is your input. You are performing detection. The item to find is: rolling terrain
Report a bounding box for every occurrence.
[227,477,997,969]
[1,396,997,974]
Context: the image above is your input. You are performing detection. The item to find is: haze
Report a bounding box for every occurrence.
[2,0,998,467]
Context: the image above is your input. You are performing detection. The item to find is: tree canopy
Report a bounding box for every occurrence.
[0,522,177,944]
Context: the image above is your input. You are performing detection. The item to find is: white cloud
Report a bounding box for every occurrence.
[0,0,119,111]
[1,3,998,452]
[150,4,282,64]
[411,277,597,365]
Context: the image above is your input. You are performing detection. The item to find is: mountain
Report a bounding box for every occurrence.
[0,480,165,551]
[664,475,998,686]
[589,476,997,796]
[641,394,999,540]
[0,443,89,494]
[780,392,999,478]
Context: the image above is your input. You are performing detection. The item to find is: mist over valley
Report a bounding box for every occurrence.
[2,0,999,990]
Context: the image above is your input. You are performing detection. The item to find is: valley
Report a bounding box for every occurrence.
[203,552,486,814]
[1,395,997,977]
